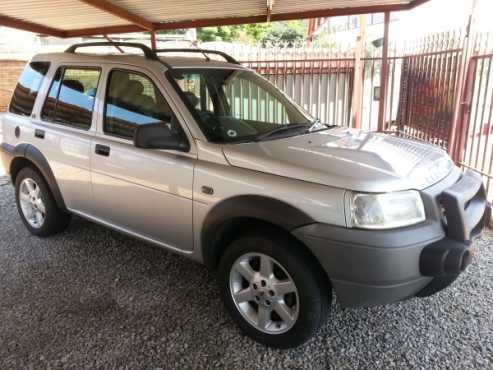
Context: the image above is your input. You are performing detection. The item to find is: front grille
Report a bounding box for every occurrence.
[440,170,488,242]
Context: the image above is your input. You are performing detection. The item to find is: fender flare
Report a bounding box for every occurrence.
[201,195,314,268]
[10,143,68,212]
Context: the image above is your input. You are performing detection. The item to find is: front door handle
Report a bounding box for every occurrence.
[95,144,110,157]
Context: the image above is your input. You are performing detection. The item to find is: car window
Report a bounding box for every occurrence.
[41,67,101,130]
[9,62,50,117]
[104,69,178,140]
[169,69,313,143]
[41,68,62,121]
[224,76,290,125]
[177,73,214,112]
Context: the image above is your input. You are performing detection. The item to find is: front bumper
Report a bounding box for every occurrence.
[293,169,490,308]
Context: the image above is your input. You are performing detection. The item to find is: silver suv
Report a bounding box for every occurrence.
[0,42,489,348]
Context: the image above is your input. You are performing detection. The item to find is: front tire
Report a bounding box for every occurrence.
[15,167,71,237]
[218,230,330,348]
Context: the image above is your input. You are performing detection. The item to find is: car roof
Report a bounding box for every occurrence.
[31,52,246,71]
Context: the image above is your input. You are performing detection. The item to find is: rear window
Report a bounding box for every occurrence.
[9,62,50,116]
[41,67,101,130]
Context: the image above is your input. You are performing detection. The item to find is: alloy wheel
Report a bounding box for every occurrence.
[229,253,299,334]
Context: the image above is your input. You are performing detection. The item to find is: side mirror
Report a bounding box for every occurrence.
[133,122,189,151]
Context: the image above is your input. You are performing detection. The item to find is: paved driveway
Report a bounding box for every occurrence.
[0,174,492,369]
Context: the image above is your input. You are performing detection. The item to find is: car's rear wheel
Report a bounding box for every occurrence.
[15,167,71,237]
[218,230,330,348]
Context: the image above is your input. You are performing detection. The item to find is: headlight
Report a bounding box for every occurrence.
[347,190,425,229]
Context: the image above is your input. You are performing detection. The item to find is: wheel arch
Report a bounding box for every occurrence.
[201,195,325,274]
[10,143,67,212]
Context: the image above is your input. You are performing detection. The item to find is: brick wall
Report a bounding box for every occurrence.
[0,60,27,112]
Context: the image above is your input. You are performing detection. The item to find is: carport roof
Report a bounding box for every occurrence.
[0,0,430,38]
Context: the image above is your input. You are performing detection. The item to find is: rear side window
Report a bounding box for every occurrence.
[9,62,50,116]
[41,67,101,130]
[104,69,177,140]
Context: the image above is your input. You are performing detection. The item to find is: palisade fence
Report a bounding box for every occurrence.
[456,34,493,199]
[224,41,355,126]
[210,31,493,200]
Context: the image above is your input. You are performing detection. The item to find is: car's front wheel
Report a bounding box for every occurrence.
[15,166,71,237]
[218,230,330,348]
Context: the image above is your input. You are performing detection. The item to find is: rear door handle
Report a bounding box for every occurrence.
[34,129,45,139]
[95,144,110,157]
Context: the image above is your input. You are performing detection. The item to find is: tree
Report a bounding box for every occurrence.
[261,21,307,45]
[196,21,307,44]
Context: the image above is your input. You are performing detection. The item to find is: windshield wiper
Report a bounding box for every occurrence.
[254,124,309,142]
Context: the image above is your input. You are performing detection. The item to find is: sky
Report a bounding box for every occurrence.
[321,0,492,49]
[397,0,493,35]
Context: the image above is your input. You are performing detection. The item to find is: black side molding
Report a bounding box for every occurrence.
[0,142,16,156]
[0,142,18,172]
[201,195,314,268]
[8,143,67,212]
[203,195,314,235]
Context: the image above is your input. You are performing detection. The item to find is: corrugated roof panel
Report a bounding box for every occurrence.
[0,0,131,30]
[115,0,266,23]
[115,0,413,23]
[274,0,411,14]
[0,0,423,35]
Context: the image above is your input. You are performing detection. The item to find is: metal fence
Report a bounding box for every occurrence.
[391,32,465,148]
[456,44,493,199]
[208,41,355,126]
[242,58,354,126]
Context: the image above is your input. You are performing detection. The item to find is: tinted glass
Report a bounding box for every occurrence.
[104,70,176,140]
[9,62,50,116]
[170,69,312,143]
[41,67,62,121]
[53,68,100,130]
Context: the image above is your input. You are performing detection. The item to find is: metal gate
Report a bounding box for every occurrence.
[456,51,493,199]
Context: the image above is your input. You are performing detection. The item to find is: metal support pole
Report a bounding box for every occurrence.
[351,15,367,129]
[448,0,479,160]
[377,11,390,132]
[103,34,124,53]
[150,31,157,50]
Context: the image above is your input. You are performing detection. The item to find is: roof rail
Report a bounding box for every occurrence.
[66,42,158,59]
[155,48,239,65]
[65,41,174,70]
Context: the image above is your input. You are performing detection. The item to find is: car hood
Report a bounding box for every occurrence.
[222,127,453,192]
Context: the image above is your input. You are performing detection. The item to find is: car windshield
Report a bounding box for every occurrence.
[168,68,315,143]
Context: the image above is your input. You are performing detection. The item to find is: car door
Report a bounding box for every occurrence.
[27,63,100,214]
[90,65,196,252]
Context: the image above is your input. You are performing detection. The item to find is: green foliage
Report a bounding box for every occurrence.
[197,26,239,42]
[196,21,306,44]
[261,21,307,45]
[157,29,187,35]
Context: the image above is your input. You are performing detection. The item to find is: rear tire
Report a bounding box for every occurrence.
[15,166,71,237]
[218,229,330,348]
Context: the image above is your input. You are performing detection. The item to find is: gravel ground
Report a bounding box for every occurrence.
[0,170,492,369]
